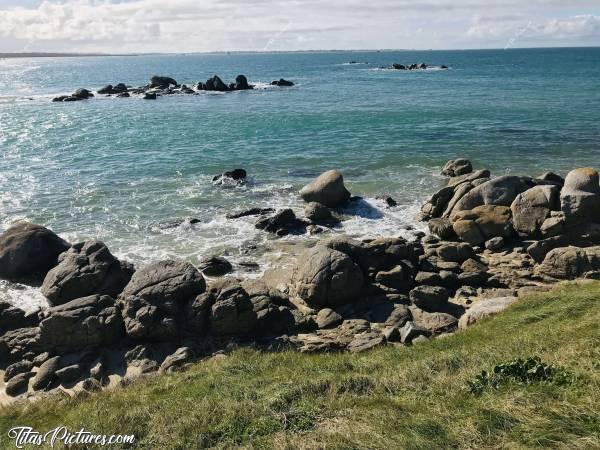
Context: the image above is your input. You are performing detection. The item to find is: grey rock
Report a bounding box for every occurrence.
[39,295,124,354]
[485,237,505,251]
[160,347,194,372]
[119,260,206,341]
[399,321,429,344]
[316,308,343,329]
[527,236,568,263]
[436,242,475,263]
[294,246,364,308]
[32,356,61,391]
[149,75,177,88]
[536,246,600,279]
[304,202,336,224]
[511,185,559,238]
[299,170,351,207]
[414,271,442,286]
[428,218,456,240]
[41,241,134,306]
[56,364,82,384]
[441,159,473,177]
[560,168,600,224]
[5,372,33,396]
[0,221,69,281]
[458,297,518,329]
[451,175,534,214]
[198,256,232,277]
[347,332,385,353]
[409,286,449,312]
[4,360,34,382]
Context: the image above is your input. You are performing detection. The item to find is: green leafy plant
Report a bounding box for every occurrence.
[468,357,572,394]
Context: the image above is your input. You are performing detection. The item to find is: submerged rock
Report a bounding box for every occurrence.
[212,168,247,185]
[271,78,294,87]
[149,75,178,88]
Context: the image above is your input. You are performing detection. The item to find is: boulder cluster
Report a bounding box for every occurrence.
[2,160,600,400]
[52,74,295,102]
[383,63,449,70]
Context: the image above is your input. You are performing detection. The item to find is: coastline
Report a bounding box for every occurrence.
[2,159,600,404]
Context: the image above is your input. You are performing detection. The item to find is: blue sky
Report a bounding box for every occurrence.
[0,0,598,53]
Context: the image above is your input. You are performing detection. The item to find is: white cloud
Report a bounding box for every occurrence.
[0,0,598,52]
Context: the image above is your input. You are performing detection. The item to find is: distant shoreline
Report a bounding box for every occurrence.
[0,53,134,59]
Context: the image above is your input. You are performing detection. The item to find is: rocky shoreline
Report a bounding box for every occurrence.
[51,74,295,102]
[2,160,600,403]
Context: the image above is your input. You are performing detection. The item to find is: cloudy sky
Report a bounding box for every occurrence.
[0,0,599,53]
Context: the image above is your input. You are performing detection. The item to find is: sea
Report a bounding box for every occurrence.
[1,47,599,310]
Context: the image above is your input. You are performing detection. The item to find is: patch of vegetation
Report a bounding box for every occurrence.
[1,282,599,449]
[468,357,572,394]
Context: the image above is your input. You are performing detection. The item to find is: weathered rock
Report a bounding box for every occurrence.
[447,169,491,189]
[374,265,412,291]
[304,202,336,224]
[316,308,343,329]
[4,361,34,382]
[536,246,600,279]
[212,169,247,184]
[0,327,41,361]
[383,304,412,328]
[160,347,194,372]
[485,236,505,251]
[299,170,351,208]
[38,295,124,354]
[441,159,473,177]
[143,92,157,100]
[0,222,70,281]
[271,79,294,87]
[399,321,429,344]
[452,205,513,246]
[0,302,38,334]
[198,256,232,277]
[428,218,456,240]
[73,88,93,99]
[409,286,448,312]
[56,364,82,384]
[436,242,475,263]
[255,209,304,236]
[5,372,33,396]
[511,185,559,238]
[294,246,364,308]
[226,208,275,219]
[451,176,534,214]
[560,168,600,224]
[527,236,569,263]
[540,214,566,238]
[234,75,252,90]
[420,186,454,220]
[414,271,442,286]
[458,297,518,329]
[149,75,177,88]
[41,241,134,306]
[409,306,458,334]
[119,260,206,341]
[208,281,256,335]
[347,332,385,353]
[31,356,61,391]
[203,75,230,92]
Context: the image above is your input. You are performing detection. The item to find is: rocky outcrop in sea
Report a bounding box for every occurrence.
[2,159,600,401]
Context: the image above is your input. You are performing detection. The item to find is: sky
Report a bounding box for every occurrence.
[0,0,599,53]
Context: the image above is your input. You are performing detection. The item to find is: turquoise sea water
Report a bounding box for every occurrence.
[1,48,599,306]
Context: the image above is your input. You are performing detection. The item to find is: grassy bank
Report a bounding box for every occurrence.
[1,282,599,449]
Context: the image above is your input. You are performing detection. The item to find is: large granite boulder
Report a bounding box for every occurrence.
[234,75,252,90]
[118,260,206,341]
[441,159,472,177]
[41,241,134,306]
[451,176,534,215]
[409,286,449,312]
[293,246,364,308]
[300,170,351,208]
[38,295,125,353]
[560,168,600,225]
[0,222,70,281]
[452,205,513,246]
[535,246,600,279]
[511,185,560,238]
[207,281,256,335]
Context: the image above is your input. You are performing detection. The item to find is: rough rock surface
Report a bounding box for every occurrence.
[299,170,351,207]
[560,168,600,224]
[118,260,206,341]
[458,297,518,329]
[451,176,534,214]
[294,246,364,308]
[441,159,473,177]
[511,185,559,238]
[536,246,600,279]
[0,222,70,281]
[41,241,134,305]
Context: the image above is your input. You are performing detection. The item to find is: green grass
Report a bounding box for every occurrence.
[1,282,599,449]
